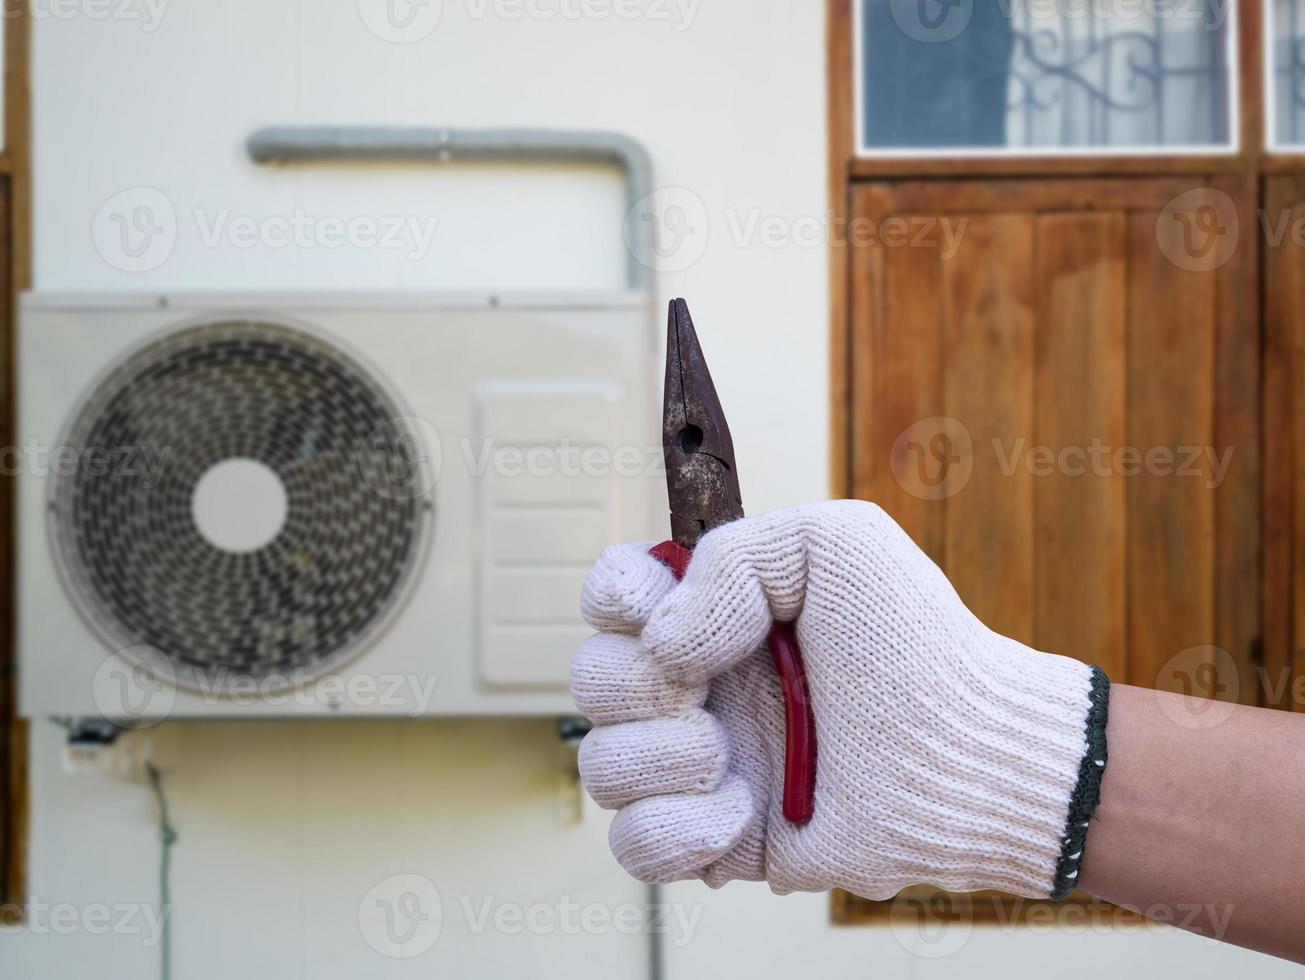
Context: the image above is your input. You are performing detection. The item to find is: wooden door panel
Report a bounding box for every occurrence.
[1032,213,1128,681]
[850,179,1258,696]
[1264,175,1305,711]
[1127,207,1218,695]
[942,214,1035,644]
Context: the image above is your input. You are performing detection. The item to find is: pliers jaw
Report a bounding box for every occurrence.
[662,299,744,550]
[653,297,817,825]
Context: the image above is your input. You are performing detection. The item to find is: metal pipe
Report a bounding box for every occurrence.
[246,126,654,291]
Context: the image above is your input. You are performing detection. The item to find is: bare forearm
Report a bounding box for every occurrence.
[1079,683,1305,962]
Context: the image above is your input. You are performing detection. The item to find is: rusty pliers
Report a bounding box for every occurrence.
[649,299,818,825]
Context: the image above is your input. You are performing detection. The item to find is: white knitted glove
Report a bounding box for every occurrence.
[572,500,1109,900]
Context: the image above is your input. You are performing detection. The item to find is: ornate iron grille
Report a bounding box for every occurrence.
[861,0,1230,149]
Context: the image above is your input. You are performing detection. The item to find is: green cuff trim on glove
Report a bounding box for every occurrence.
[1050,665,1110,901]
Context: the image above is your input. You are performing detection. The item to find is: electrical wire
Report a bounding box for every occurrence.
[50,720,177,980]
[147,763,177,980]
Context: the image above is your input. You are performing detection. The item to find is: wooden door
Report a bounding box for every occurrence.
[826,0,1276,928]
[849,177,1260,700]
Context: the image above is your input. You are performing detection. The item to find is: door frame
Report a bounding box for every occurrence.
[2,0,33,924]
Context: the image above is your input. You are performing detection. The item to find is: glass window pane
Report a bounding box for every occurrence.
[1271,0,1305,147]
[856,0,1235,154]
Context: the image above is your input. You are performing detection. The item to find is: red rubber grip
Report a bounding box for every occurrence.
[649,540,816,824]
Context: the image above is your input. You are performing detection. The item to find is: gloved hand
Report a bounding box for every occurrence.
[571,500,1109,900]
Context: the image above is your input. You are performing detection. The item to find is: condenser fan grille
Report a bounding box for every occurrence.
[50,319,431,692]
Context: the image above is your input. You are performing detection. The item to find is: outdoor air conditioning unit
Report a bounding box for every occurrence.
[18,292,655,721]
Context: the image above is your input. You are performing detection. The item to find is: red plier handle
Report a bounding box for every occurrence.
[650,539,816,825]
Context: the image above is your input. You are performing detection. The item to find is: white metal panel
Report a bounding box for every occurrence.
[474,380,623,686]
[18,292,656,719]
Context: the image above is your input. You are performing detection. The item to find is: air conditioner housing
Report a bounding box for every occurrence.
[19,292,656,720]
